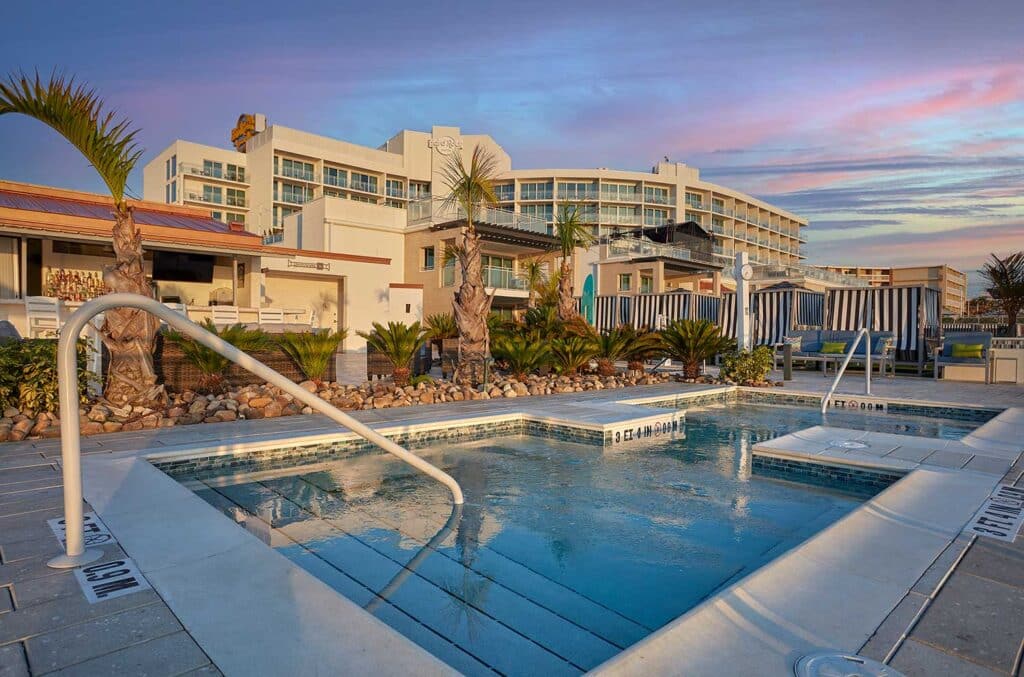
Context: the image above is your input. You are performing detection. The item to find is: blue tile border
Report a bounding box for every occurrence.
[751,454,902,497]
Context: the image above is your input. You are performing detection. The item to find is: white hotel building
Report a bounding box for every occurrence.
[143,117,812,319]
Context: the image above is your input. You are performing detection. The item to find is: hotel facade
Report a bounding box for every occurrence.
[143,118,811,318]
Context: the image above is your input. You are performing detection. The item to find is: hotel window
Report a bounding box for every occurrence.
[278,158,314,181]
[170,155,176,177]
[644,186,670,204]
[565,203,597,222]
[685,192,704,208]
[323,166,346,188]
[203,160,223,178]
[386,179,405,198]
[170,181,176,203]
[685,211,703,225]
[711,198,724,212]
[600,205,638,224]
[203,185,223,204]
[0,236,19,299]
[279,182,312,204]
[226,188,245,207]
[226,163,245,182]
[644,208,669,226]
[493,183,514,201]
[212,211,222,221]
[557,181,596,200]
[602,183,639,201]
[520,204,553,223]
[165,184,170,203]
[324,188,346,198]
[618,274,632,292]
[225,213,245,225]
[640,276,653,294]
[442,256,455,287]
[350,194,375,204]
[422,246,435,270]
[409,181,430,199]
[385,199,405,209]
[351,172,378,193]
[519,181,553,200]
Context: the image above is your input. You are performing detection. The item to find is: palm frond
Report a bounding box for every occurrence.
[0,71,141,203]
[552,203,597,258]
[358,321,427,369]
[276,329,347,381]
[439,145,500,228]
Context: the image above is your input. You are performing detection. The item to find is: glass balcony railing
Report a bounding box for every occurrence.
[278,166,316,182]
[225,196,246,208]
[408,198,551,236]
[188,192,223,205]
[350,180,378,194]
[558,189,599,201]
[273,190,312,205]
[600,213,642,226]
[644,193,672,205]
[262,230,284,245]
[323,175,347,189]
[482,267,528,291]
[180,164,246,183]
[606,238,723,266]
[386,186,406,198]
[684,200,706,210]
[601,190,642,202]
[519,190,554,200]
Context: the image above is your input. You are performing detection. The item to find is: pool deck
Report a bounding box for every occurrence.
[1,374,1022,676]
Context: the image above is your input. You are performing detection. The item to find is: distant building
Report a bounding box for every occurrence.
[814,264,967,316]
[143,119,810,317]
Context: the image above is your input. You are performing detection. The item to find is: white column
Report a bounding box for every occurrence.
[734,252,752,351]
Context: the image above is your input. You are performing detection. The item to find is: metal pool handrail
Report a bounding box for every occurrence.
[48,293,464,569]
[820,327,872,414]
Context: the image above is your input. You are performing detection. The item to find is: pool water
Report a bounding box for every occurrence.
[181,404,977,675]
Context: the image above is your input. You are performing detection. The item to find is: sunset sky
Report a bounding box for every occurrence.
[2,1,1021,294]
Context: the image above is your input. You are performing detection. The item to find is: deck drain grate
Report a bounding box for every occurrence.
[794,651,904,676]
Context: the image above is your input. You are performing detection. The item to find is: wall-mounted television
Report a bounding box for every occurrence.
[151,251,215,283]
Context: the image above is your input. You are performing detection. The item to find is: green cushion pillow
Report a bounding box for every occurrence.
[821,341,848,354]
[951,343,984,359]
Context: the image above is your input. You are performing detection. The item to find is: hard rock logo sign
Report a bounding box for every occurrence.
[428,135,463,156]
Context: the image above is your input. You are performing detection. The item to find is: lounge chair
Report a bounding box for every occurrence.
[934,332,992,383]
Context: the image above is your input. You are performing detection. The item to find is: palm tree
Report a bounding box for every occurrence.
[0,71,164,407]
[357,321,427,386]
[440,145,500,385]
[491,334,551,380]
[591,327,632,377]
[660,319,735,379]
[980,252,1024,328]
[518,258,547,309]
[552,204,597,322]
[550,336,597,375]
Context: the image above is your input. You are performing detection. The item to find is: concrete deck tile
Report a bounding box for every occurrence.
[886,445,939,463]
[43,631,211,677]
[26,602,182,674]
[858,590,927,661]
[911,537,972,596]
[889,638,1003,677]
[0,490,64,518]
[957,540,1024,588]
[755,436,831,456]
[921,449,973,469]
[0,532,63,565]
[911,572,1024,672]
[12,569,88,609]
[0,544,127,588]
[0,584,162,646]
[869,468,996,537]
[963,455,1014,476]
[0,643,29,677]
[0,506,67,546]
[0,456,50,472]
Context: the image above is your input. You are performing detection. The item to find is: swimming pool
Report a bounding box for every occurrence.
[177,404,978,675]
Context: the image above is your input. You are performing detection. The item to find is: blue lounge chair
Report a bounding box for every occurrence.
[934,332,992,383]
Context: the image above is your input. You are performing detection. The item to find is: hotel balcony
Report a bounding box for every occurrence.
[323,175,347,189]
[483,266,530,297]
[600,190,642,202]
[179,163,247,184]
[276,166,318,183]
[350,180,379,194]
[273,190,312,205]
[684,199,706,210]
[409,198,556,250]
[606,237,725,272]
[519,190,554,201]
[644,193,673,205]
[558,189,600,201]
[185,192,247,209]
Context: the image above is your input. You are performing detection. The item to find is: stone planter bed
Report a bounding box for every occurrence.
[0,371,684,442]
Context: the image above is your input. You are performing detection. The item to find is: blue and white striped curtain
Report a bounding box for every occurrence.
[752,290,791,345]
[617,296,632,327]
[631,294,661,329]
[719,292,737,339]
[873,286,920,351]
[922,288,940,330]
[692,293,720,322]
[661,292,690,326]
[794,291,824,327]
[595,296,618,331]
[826,288,873,332]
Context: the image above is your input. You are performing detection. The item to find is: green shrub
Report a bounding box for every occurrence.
[659,319,735,379]
[165,320,272,393]
[0,339,90,414]
[358,321,427,386]
[591,327,632,377]
[276,329,347,383]
[424,313,458,342]
[550,336,597,375]
[491,334,551,379]
[720,346,775,384]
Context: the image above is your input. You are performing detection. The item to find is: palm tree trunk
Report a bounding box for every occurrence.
[557,257,576,322]
[100,205,165,407]
[453,226,491,385]
[684,359,700,379]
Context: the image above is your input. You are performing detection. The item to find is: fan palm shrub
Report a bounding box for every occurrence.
[491,334,551,380]
[358,321,427,386]
[440,145,500,384]
[0,71,163,407]
[550,336,598,375]
[591,327,632,376]
[522,304,565,340]
[424,312,458,346]
[621,326,665,375]
[659,319,735,379]
[980,252,1024,328]
[165,320,272,394]
[276,329,347,383]
[551,204,597,321]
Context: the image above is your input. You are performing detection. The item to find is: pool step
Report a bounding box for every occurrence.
[204,480,624,676]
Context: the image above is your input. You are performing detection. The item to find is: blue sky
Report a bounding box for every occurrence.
[2,0,1022,294]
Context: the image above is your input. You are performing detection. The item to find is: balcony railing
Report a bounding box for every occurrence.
[323,175,347,189]
[386,186,407,198]
[274,190,312,205]
[262,230,284,245]
[684,199,706,210]
[180,163,246,183]
[644,193,672,205]
[408,198,550,236]
[350,179,378,194]
[277,166,317,182]
[482,267,528,291]
[607,238,723,267]
[558,189,599,200]
[600,213,642,226]
[225,196,246,208]
[519,190,554,200]
[601,190,642,202]
[187,192,223,205]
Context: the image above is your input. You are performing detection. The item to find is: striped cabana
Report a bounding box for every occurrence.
[631,294,664,329]
[793,290,825,327]
[719,292,737,339]
[752,289,791,345]
[692,293,721,323]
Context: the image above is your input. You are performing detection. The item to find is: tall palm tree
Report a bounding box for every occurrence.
[439,145,500,384]
[980,252,1024,328]
[518,257,547,309]
[0,72,164,407]
[552,204,596,322]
